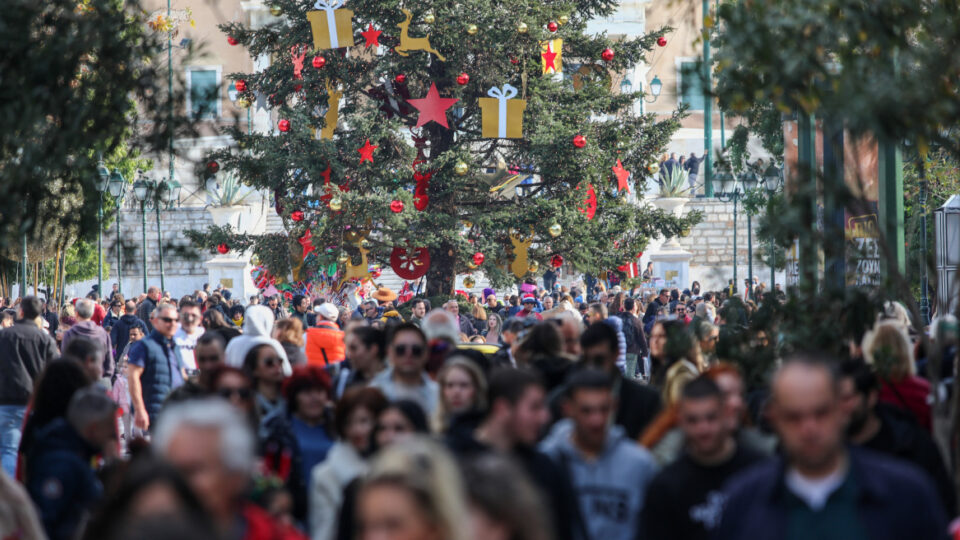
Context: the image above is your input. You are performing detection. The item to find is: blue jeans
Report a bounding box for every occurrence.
[0,405,26,477]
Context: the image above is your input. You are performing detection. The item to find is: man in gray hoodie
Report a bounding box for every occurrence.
[540,369,659,540]
[62,298,113,379]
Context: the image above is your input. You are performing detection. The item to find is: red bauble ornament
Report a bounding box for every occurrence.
[472,252,485,266]
[390,200,404,213]
[551,254,564,268]
[390,246,431,280]
[547,21,559,32]
[456,72,470,85]
[234,79,246,92]
[312,55,326,69]
[394,73,406,84]
[217,243,230,254]
[601,47,615,61]
[510,57,520,65]
[572,134,586,148]
[206,160,219,174]
[278,119,291,132]
[291,210,304,222]
[657,36,667,47]
[227,36,239,46]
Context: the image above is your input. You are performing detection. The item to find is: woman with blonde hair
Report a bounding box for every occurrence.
[470,303,488,335]
[862,320,931,430]
[432,357,487,433]
[357,437,470,540]
[273,318,307,367]
[483,313,502,345]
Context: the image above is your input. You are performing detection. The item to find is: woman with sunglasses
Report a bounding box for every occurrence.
[205,365,259,431]
[242,344,288,430]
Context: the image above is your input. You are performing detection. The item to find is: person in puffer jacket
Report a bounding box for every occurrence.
[540,370,658,540]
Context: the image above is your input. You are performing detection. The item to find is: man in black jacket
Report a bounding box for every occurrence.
[579,322,661,439]
[110,300,147,361]
[840,358,956,516]
[136,286,160,332]
[0,296,59,476]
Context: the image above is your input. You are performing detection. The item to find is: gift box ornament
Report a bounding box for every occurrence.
[541,39,562,74]
[479,84,526,139]
[307,0,354,51]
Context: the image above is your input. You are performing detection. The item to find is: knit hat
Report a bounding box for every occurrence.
[521,293,537,304]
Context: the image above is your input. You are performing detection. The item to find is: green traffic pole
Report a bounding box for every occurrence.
[747,211,753,299]
[797,112,818,291]
[703,0,713,197]
[116,200,123,296]
[770,236,775,292]
[878,139,905,276]
[155,201,166,293]
[20,232,27,299]
[732,193,738,293]
[97,191,103,297]
[141,201,148,293]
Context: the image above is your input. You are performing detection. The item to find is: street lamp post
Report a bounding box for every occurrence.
[742,172,759,298]
[918,161,930,325]
[635,75,662,115]
[763,167,784,292]
[95,158,110,297]
[716,172,741,292]
[153,177,182,294]
[132,175,151,293]
[108,169,126,296]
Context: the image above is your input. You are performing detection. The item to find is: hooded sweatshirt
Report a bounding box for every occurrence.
[540,419,658,540]
[601,316,627,372]
[224,305,292,376]
[61,320,114,379]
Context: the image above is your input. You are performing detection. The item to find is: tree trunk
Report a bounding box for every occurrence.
[426,238,456,298]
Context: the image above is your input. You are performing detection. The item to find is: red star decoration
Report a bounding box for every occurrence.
[612,159,631,193]
[299,229,316,259]
[357,139,378,163]
[542,43,558,72]
[361,24,382,49]
[407,82,459,129]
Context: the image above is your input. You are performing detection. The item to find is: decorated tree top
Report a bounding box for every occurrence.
[189,0,701,296]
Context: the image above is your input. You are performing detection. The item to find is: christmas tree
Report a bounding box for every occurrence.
[188,0,701,297]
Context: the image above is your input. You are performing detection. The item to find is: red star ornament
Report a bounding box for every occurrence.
[357,139,378,163]
[613,159,631,193]
[408,82,459,129]
[542,43,558,73]
[361,24,382,49]
[299,230,316,259]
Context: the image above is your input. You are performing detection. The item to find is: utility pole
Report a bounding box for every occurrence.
[702,0,713,197]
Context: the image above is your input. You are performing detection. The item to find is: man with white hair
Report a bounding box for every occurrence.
[444,299,477,337]
[155,399,300,538]
[422,308,461,344]
[62,298,114,380]
[127,304,188,432]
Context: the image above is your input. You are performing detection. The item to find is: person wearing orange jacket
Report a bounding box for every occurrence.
[305,303,345,367]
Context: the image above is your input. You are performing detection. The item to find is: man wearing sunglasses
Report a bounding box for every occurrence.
[127,304,188,433]
[371,323,438,415]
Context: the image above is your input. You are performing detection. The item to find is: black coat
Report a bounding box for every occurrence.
[0,320,59,405]
[110,314,147,360]
[616,377,662,439]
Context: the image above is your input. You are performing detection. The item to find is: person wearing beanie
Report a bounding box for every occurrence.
[305,303,345,367]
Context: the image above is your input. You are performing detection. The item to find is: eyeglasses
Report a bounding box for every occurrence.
[393,344,424,357]
[218,387,252,400]
[158,316,179,323]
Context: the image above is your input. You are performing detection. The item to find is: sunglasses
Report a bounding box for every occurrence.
[261,357,281,367]
[394,344,424,357]
[218,387,253,400]
[158,316,179,323]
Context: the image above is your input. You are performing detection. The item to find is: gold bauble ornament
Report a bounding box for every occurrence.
[237,97,251,109]
[424,13,435,24]
[527,261,539,273]
[467,24,478,35]
[467,260,478,270]
[647,162,660,174]
[269,5,282,16]
[558,15,569,25]
[454,161,469,176]
[337,252,349,264]
[462,220,473,229]
[463,276,476,288]
[360,239,371,249]
[329,197,342,211]
[517,22,528,33]
[548,223,562,237]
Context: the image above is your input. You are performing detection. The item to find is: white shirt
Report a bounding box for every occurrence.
[173,326,205,371]
[785,464,847,510]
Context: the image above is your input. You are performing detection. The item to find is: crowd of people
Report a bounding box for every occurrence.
[0,277,957,540]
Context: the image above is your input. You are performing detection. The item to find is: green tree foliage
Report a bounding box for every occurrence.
[187,0,702,295]
[0,0,191,249]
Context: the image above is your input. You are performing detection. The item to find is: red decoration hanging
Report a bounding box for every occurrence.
[510,57,520,65]
[572,134,586,148]
[357,139,378,163]
[217,243,230,254]
[206,161,219,174]
[395,73,407,84]
[657,36,667,47]
[390,247,431,280]
[291,45,306,80]
[291,210,304,222]
[601,48,615,61]
[551,254,564,268]
[390,200,405,213]
[413,169,431,210]
[299,230,316,259]
[612,159,631,193]
[361,23,382,48]
[578,183,597,220]
[278,119,291,132]
[408,82,459,129]
[547,21,559,32]
[235,79,247,92]
[227,36,239,46]
[472,252,485,266]
[456,72,470,85]
[312,55,326,69]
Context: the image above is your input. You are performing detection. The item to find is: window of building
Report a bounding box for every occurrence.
[677,60,705,111]
[186,67,221,119]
